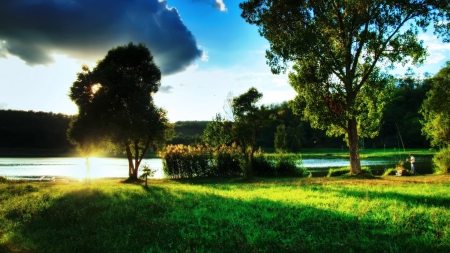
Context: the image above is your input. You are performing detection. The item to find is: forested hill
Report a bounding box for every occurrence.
[0,110,74,156]
[0,110,211,155]
[167,121,209,146]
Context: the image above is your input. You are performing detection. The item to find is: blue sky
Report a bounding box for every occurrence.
[0,0,449,122]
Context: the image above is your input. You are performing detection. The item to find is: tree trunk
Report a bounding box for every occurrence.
[126,146,137,180]
[348,118,362,174]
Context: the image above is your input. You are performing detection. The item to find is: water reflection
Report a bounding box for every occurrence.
[0,157,433,180]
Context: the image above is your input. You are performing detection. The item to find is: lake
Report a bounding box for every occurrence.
[0,156,433,180]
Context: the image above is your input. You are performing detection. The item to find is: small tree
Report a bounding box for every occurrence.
[231,87,274,177]
[274,124,287,153]
[68,43,172,181]
[202,113,233,148]
[140,163,156,187]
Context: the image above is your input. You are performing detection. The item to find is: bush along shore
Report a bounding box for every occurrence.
[161,144,306,179]
[1,175,449,253]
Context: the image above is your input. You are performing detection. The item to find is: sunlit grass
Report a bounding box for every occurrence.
[1,175,449,252]
[298,148,436,159]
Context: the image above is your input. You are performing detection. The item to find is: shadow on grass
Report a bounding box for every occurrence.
[4,184,450,253]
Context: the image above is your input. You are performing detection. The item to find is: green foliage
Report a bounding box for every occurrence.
[231,88,275,177]
[161,144,215,178]
[421,61,450,147]
[432,148,450,174]
[240,0,449,174]
[253,151,305,177]
[274,123,287,153]
[327,167,372,177]
[215,144,242,176]
[67,43,172,179]
[380,73,430,148]
[161,144,305,178]
[139,163,156,187]
[202,113,232,148]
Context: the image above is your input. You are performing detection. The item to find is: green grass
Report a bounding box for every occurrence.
[298,148,436,159]
[1,175,450,253]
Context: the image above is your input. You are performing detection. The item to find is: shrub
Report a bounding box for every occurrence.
[161,144,215,178]
[161,145,305,178]
[215,144,242,177]
[161,144,242,178]
[274,153,305,176]
[253,152,305,177]
[252,149,275,176]
[0,176,8,183]
[432,148,450,174]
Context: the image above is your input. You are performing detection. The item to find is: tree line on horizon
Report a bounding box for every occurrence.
[0,74,431,153]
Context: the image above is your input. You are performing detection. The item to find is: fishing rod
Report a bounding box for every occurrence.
[395,122,406,153]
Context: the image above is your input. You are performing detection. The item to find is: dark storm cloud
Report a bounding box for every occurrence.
[0,0,203,75]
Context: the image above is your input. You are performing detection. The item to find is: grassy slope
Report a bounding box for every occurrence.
[1,175,449,253]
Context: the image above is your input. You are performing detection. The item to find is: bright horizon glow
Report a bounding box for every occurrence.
[0,1,449,122]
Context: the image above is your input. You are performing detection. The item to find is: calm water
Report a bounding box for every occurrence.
[0,157,433,180]
[0,157,165,181]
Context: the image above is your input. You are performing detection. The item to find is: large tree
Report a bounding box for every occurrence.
[68,43,172,180]
[240,0,449,174]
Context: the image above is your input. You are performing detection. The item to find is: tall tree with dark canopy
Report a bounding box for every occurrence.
[240,0,450,174]
[68,43,172,180]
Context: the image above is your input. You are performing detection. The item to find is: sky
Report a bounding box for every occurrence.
[1,0,449,122]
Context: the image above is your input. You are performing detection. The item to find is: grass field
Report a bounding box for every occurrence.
[1,175,449,253]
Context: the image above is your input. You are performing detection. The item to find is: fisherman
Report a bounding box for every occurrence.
[407,154,418,175]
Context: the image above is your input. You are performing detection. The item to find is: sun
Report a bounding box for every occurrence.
[91,83,102,94]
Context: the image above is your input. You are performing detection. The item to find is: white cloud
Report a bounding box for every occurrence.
[159,85,174,94]
[0,102,8,110]
[213,0,227,12]
[425,53,446,64]
[194,0,227,12]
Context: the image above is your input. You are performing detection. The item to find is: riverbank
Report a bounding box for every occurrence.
[1,175,449,252]
[297,148,436,159]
